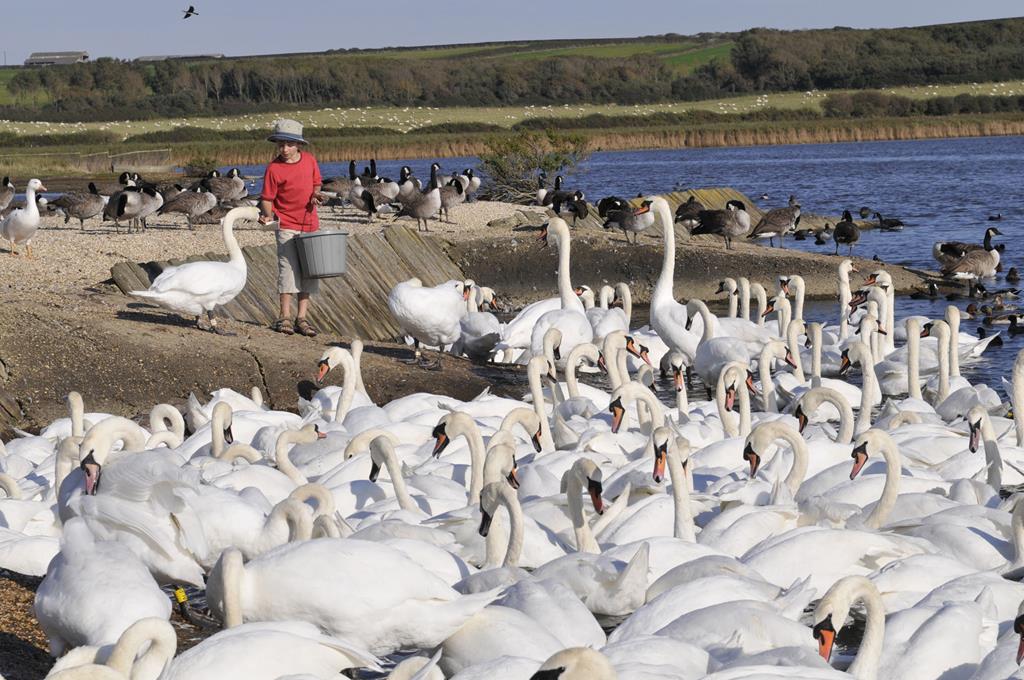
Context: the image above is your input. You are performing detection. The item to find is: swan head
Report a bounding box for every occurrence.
[368,435,396,482]
[1014,607,1024,664]
[838,349,852,376]
[624,336,651,366]
[531,647,617,680]
[316,346,354,385]
[633,199,652,216]
[967,405,988,453]
[814,575,877,665]
[431,420,451,457]
[652,426,673,483]
[849,430,894,480]
[762,296,777,319]
[479,478,517,537]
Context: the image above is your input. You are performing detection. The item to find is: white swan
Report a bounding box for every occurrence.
[207,541,499,656]
[388,278,467,369]
[530,218,594,361]
[649,196,697,360]
[688,300,754,391]
[1,178,46,257]
[34,518,170,656]
[130,206,257,333]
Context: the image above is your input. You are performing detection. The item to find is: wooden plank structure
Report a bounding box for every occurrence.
[110,225,465,341]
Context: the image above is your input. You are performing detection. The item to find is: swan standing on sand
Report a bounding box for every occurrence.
[1,178,46,257]
[130,206,257,333]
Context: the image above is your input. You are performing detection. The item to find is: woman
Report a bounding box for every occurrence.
[258,119,326,337]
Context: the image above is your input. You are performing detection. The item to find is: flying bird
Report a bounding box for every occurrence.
[182,5,198,18]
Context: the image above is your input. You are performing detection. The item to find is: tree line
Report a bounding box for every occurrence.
[3,17,1023,121]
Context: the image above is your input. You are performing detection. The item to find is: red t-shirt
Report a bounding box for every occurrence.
[261,151,322,232]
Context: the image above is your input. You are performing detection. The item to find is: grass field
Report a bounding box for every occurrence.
[3,78,1022,140]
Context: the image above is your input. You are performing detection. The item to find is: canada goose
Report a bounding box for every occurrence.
[988,213,1003,221]
[348,189,378,222]
[553,190,588,225]
[159,183,184,203]
[603,199,655,244]
[395,164,441,232]
[0,177,14,212]
[158,186,218,230]
[832,210,859,255]
[182,4,198,18]
[201,167,246,202]
[119,186,165,232]
[358,159,379,185]
[814,223,833,246]
[858,206,872,219]
[535,172,549,205]
[438,169,466,223]
[92,172,136,197]
[673,195,704,231]
[1008,267,1020,283]
[942,245,1000,281]
[322,160,358,198]
[945,281,987,301]
[1009,316,1024,336]
[542,175,579,210]
[933,227,1002,267]
[872,212,905,231]
[748,194,800,247]
[461,168,481,201]
[48,183,108,229]
[691,199,751,250]
[597,195,628,218]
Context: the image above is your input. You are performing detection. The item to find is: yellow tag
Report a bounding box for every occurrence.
[174,588,188,604]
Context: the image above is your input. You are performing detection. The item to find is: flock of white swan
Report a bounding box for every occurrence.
[6,194,1024,679]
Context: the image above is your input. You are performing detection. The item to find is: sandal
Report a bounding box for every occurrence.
[295,318,319,337]
[271,318,294,335]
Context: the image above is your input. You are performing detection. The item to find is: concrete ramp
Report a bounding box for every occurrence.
[110,225,465,341]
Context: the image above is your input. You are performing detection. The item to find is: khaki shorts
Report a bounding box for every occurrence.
[276,229,320,296]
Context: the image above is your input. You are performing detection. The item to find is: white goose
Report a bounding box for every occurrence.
[130,206,256,333]
[1,178,46,257]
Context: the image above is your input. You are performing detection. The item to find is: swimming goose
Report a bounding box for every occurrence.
[0,178,46,257]
[158,186,218,230]
[603,199,655,244]
[748,194,800,247]
[396,164,442,232]
[129,206,256,333]
[48,183,107,229]
[0,176,14,212]
[691,200,751,250]
[832,210,859,255]
[387,278,467,369]
[872,211,905,231]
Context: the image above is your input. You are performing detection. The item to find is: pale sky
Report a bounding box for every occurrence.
[1,1,1020,65]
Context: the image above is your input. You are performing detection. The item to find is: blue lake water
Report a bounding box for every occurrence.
[239,136,1023,399]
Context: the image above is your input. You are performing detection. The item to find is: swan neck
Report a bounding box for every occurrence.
[758,348,778,413]
[787,322,806,382]
[980,416,1003,491]
[1014,356,1024,447]
[864,436,901,530]
[382,446,417,513]
[667,443,695,541]
[738,278,750,321]
[105,618,176,680]
[460,419,487,506]
[567,474,598,553]
[845,581,885,680]
[528,361,554,451]
[332,351,357,422]
[223,214,245,266]
[653,201,676,303]
[501,484,524,567]
[274,431,309,485]
[947,307,961,377]
[221,549,244,628]
[907,324,922,401]
[555,227,582,312]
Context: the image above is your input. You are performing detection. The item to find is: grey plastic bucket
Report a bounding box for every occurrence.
[296,230,348,278]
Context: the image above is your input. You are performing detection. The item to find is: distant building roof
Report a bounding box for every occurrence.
[135,53,224,62]
[25,51,89,66]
